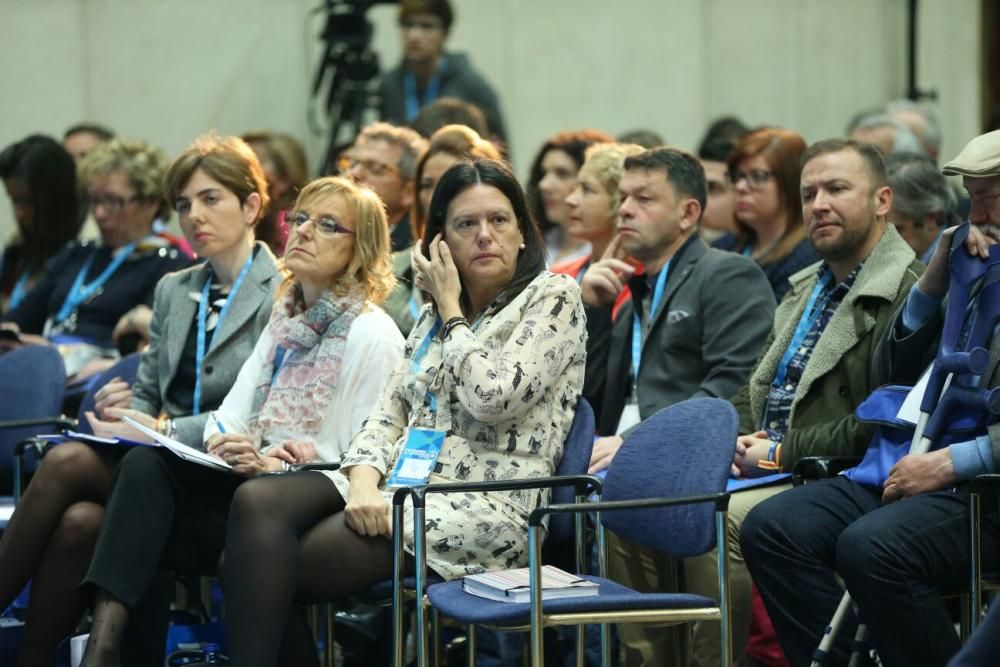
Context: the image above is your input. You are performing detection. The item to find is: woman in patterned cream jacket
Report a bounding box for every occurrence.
[222,159,588,666]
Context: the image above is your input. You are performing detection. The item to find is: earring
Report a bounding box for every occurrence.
[519,242,526,249]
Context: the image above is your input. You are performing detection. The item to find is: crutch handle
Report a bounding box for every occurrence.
[937,347,991,376]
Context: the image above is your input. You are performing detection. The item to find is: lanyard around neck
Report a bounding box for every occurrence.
[54,241,139,324]
[771,272,834,388]
[630,263,670,388]
[193,253,255,415]
[8,271,30,311]
[403,56,447,121]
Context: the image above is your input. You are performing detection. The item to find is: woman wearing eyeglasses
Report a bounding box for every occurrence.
[0,134,281,666]
[79,175,404,667]
[0,138,189,379]
[713,128,819,302]
[219,160,586,667]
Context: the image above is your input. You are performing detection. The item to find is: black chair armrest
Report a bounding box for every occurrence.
[393,474,604,508]
[528,491,731,527]
[295,462,341,472]
[0,416,76,433]
[792,456,861,486]
[13,437,53,459]
[970,474,1000,494]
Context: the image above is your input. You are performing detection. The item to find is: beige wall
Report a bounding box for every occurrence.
[0,0,982,241]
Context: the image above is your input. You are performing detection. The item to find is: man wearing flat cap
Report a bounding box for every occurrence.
[742,129,1000,667]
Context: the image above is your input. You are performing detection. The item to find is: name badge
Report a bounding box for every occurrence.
[386,428,446,488]
[616,402,641,436]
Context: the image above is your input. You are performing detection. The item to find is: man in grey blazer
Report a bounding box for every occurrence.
[580,147,776,666]
[582,147,775,462]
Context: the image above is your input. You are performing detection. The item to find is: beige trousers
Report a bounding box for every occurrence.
[605,483,792,667]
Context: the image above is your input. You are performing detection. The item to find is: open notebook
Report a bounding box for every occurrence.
[121,415,232,472]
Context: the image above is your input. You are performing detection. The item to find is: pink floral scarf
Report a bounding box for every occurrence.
[248,283,364,441]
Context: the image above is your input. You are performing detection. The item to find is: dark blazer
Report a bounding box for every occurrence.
[129,244,279,446]
[585,236,776,435]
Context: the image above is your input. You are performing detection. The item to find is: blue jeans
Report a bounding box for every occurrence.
[741,476,1000,667]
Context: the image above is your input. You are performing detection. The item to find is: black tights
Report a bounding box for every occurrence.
[0,442,118,667]
[223,471,413,667]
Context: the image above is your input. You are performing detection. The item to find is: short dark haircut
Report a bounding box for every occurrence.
[801,138,887,190]
[699,116,750,148]
[425,159,546,312]
[697,136,737,162]
[624,147,707,214]
[63,123,114,142]
[0,134,80,267]
[410,97,489,138]
[399,0,453,32]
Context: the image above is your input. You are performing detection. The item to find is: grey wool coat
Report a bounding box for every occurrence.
[129,244,280,446]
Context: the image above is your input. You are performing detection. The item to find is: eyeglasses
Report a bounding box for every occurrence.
[287,211,355,237]
[727,169,774,189]
[399,19,444,33]
[339,155,400,179]
[88,193,141,213]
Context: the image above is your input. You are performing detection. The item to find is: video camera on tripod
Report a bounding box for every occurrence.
[311,0,397,174]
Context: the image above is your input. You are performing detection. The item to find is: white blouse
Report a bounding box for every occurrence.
[203,304,405,463]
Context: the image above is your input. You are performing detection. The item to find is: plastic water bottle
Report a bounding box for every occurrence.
[202,643,221,664]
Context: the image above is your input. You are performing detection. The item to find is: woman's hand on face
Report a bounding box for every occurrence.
[344,482,392,538]
[93,377,133,418]
[412,234,463,319]
[206,433,282,478]
[85,408,156,444]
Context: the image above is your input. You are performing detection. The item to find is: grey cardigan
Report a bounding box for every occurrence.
[130,243,280,446]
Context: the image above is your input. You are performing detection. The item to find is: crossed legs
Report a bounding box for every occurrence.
[223,471,412,667]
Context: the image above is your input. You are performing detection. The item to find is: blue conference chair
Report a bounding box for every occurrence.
[420,397,738,667]
[0,346,67,497]
[390,396,599,667]
[9,352,142,501]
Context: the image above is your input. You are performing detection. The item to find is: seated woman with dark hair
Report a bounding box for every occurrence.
[0,134,81,315]
[0,134,280,666]
[383,123,500,334]
[713,127,820,302]
[79,175,404,667]
[220,159,587,667]
[0,138,189,380]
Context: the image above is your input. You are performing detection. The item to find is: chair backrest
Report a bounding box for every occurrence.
[74,353,142,434]
[601,397,738,558]
[0,346,66,488]
[548,396,595,543]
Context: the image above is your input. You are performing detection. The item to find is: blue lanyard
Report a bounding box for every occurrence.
[54,241,139,324]
[771,272,833,387]
[193,254,255,415]
[408,295,421,320]
[575,262,589,285]
[413,319,442,412]
[270,345,287,386]
[630,263,670,388]
[8,271,30,311]
[742,245,752,258]
[403,57,447,121]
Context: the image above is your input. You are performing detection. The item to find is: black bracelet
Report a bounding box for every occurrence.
[441,316,469,340]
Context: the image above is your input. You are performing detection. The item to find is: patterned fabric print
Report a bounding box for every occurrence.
[762,264,861,440]
[328,272,587,580]
[249,283,364,439]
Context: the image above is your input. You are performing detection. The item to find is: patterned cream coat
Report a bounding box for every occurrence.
[323,272,587,579]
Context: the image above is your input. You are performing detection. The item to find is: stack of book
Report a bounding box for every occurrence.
[462,565,599,603]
